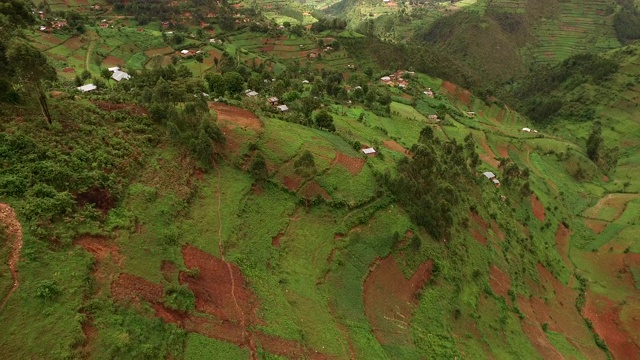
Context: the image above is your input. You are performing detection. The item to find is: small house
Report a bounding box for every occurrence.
[246,90,258,97]
[424,88,434,98]
[428,114,438,121]
[77,84,97,92]
[99,22,109,28]
[521,127,531,132]
[362,148,376,156]
[492,178,501,186]
[276,104,289,112]
[308,52,318,59]
[467,112,476,117]
[268,97,279,105]
[482,171,496,179]
[108,66,120,72]
[302,80,309,84]
[111,70,131,82]
[380,76,391,82]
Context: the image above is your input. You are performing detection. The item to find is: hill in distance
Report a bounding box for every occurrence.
[1,0,640,359]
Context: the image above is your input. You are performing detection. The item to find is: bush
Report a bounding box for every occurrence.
[163,285,195,311]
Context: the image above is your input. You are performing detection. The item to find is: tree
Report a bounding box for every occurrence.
[249,152,268,183]
[294,150,316,178]
[6,41,56,124]
[299,96,320,124]
[191,129,214,168]
[586,121,603,162]
[315,110,335,132]
[206,73,225,97]
[223,71,244,94]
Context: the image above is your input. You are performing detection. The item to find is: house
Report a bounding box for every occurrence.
[428,114,438,121]
[246,90,258,97]
[424,88,434,98]
[276,104,289,112]
[522,127,531,132]
[308,52,318,59]
[362,148,376,156]
[467,111,476,117]
[380,76,391,82]
[77,84,97,92]
[268,97,279,105]
[108,66,120,72]
[39,26,47,31]
[99,22,109,28]
[111,70,131,82]
[482,171,495,179]
[482,171,500,187]
[51,21,67,29]
[302,80,309,84]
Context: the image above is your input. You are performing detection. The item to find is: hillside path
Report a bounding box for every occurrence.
[213,162,257,359]
[0,204,23,311]
[85,31,98,71]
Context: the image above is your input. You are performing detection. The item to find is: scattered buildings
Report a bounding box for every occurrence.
[276,104,289,112]
[268,97,279,105]
[245,89,258,97]
[380,70,412,88]
[77,84,97,92]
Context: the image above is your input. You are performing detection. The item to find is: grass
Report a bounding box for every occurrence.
[185,333,249,359]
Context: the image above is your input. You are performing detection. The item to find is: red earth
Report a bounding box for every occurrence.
[209,102,262,131]
[282,175,304,191]
[333,152,365,174]
[102,55,125,66]
[111,273,163,303]
[489,265,511,304]
[554,222,572,270]
[457,88,471,105]
[583,292,640,359]
[271,232,283,247]
[93,101,149,116]
[298,180,331,201]
[530,194,545,222]
[441,81,457,95]
[363,256,433,345]
[517,295,564,359]
[382,140,409,156]
[497,143,509,158]
[471,229,487,245]
[161,260,178,282]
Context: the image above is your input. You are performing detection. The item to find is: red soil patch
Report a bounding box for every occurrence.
[40,33,64,46]
[259,45,275,53]
[479,137,500,168]
[63,36,86,51]
[457,88,471,105]
[497,143,509,158]
[111,273,163,303]
[382,140,409,155]
[363,256,433,345]
[470,212,488,231]
[489,265,511,303]
[75,236,123,265]
[298,180,331,201]
[180,245,258,323]
[518,295,564,359]
[282,175,304,191]
[583,292,640,359]
[471,229,487,245]
[441,81,457,94]
[63,67,75,73]
[271,232,283,247]
[490,220,505,241]
[93,101,149,116]
[400,93,413,100]
[209,102,262,131]
[144,46,174,57]
[102,55,125,66]
[161,260,177,282]
[333,152,365,174]
[530,194,545,222]
[554,223,572,269]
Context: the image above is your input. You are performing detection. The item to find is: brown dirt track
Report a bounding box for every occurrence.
[333,152,365,174]
[0,204,23,310]
[382,140,409,155]
[363,256,433,346]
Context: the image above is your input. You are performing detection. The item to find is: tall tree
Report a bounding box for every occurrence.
[6,41,57,124]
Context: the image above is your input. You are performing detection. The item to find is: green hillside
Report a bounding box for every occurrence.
[1,0,640,359]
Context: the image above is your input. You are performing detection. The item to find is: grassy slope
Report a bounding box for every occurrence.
[3,3,640,360]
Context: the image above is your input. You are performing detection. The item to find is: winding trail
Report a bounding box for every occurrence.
[213,162,257,359]
[0,204,23,311]
[85,32,97,71]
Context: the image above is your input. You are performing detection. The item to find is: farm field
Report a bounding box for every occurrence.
[3,0,640,359]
